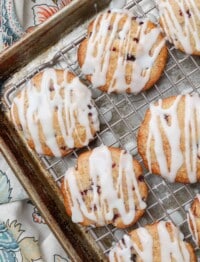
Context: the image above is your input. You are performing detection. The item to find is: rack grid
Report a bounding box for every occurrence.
[3,0,200,259]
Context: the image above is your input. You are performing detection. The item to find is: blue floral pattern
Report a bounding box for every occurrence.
[0,0,72,260]
[1,0,25,47]
[0,170,12,204]
[0,155,70,260]
[1,0,72,48]
[0,223,22,262]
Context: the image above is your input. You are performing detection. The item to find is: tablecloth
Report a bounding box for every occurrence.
[1,0,72,48]
[0,0,72,261]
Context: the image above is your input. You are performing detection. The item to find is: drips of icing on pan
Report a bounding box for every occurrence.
[64,145,146,225]
[187,194,200,246]
[146,94,200,183]
[11,69,99,157]
[82,11,165,94]
[109,221,191,262]
[158,0,200,54]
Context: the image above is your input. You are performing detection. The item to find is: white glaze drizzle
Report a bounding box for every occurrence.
[187,194,200,246]
[11,69,99,157]
[82,11,165,94]
[109,221,190,262]
[158,221,190,262]
[159,0,200,54]
[64,145,146,225]
[109,228,153,262]
[109,234,135,262]
[146,94,200,183]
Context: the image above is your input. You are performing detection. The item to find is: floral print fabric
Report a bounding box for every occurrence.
[0,0,72,49]
[0,152,70,261]
[0,1,72,260]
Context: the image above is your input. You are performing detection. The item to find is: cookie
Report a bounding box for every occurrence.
[158,0,200,55]
[61,145,148,228]
[138,94,200,183]
[11,68,99,157]
[78,10,167,94]
[109,220,196,261]
[187,194,200,247]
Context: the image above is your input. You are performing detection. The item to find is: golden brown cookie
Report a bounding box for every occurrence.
[61,145,148,228]
[137,94,200,184]
[158,0,200,55]
[187,194,200,247]
[109,220,196,261]
[78,10,168,94]
[11,68,99,157]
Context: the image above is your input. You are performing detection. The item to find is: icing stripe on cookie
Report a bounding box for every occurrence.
[11,69,99,156]
[109,229,153,262]
[146,94,200,183]
[159,0,200,54]
[82,11,165,94]
[157,222,190,262]
[64,145,146,225]
[109,221,190,262]
[187,194,200,246]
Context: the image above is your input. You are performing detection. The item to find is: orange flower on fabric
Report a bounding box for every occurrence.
[33,1,72,25]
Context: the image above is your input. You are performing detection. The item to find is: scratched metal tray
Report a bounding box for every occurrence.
[1,0,200,261]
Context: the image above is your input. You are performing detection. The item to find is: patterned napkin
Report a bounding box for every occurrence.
[0,152,70,262]
[1,0,72,48]
[0,0,72,261]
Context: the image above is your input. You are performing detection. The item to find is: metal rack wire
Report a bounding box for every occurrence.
[3,0,200,259]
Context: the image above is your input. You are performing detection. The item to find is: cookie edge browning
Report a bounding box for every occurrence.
[78,13,168,94]
[127,221,197,262]
[159,18,200,56]
[61,146,148,228]
[11,69,99,157]
[188,196,200,247]
[137,95,200,184]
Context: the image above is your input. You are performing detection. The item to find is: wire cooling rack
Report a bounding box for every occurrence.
[3,0,200,259]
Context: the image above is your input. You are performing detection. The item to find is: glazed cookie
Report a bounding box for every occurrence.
[138,94,200,183]
[187,194,200,247]
[78,10,167,94]
[158,0,200,55]
[11,68,99,157]
[109,220,196,261]
[61,145,148,228]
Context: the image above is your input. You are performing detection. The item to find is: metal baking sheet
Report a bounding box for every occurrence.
[2,0,200,260]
